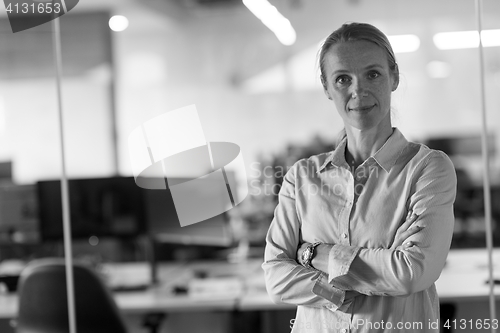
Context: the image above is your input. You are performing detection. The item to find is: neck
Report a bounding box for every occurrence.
[344,123,393,169]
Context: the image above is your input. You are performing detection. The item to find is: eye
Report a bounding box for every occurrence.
[367,71,381,79]
[335,75,351,85]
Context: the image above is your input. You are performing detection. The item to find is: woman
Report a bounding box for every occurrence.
[262,22,456,333]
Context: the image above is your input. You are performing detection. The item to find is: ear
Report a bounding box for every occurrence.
[391,65,400,91]
[320,75,332,100]
[391,73,399,92]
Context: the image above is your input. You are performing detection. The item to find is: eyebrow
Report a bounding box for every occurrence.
[330,63,385,77]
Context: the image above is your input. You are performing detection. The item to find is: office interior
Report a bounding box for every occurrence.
[1,0,500,332]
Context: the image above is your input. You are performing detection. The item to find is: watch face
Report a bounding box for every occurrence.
[302,247,312,263]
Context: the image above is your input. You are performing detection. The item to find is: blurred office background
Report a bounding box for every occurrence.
[0,0,500,332]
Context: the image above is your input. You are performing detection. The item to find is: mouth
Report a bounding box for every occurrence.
[349,105,375,112]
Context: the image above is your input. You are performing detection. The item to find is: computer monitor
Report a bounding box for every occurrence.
[142,178,233,247]
[0,183,39,243]
[425,133,495,156]
[37,177,146,241]
[0,161,12,181]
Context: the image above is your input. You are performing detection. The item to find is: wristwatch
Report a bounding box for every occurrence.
[301,242,321,269]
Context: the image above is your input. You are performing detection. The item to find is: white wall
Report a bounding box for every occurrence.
[114,0,500,185]
[1,0,500,184]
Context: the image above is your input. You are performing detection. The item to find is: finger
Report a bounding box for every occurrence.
[401,225,424,238]
[403,241,413,249]
[399,212,419,232]
[409,225,424,233]
[407,213,418,223]
[398,229,424,249]
[405,213,419,226]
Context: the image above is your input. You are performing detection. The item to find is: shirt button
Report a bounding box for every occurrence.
[341,329,347,333]
[341,233,348,239]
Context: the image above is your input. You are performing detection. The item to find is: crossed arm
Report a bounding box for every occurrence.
[262,152,456,310]
[298,211,421,275]
[295,211,421,301]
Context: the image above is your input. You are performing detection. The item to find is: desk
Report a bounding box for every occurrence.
[0,259,261,319]
[435,248,500,302]
[1,249,500,319]
[110,260,260,314]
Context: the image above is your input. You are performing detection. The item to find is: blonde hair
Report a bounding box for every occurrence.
[319,22,399,87]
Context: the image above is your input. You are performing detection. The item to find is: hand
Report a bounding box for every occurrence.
[390,211,423,250]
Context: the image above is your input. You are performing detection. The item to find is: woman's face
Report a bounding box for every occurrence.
[321,40,398,132]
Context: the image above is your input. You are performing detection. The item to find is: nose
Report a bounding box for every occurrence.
[350,79,367,99]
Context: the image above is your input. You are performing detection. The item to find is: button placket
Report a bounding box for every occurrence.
[340,170,354,245]
[340,173,356,245]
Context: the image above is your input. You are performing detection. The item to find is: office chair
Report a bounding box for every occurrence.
[14,258,128,333]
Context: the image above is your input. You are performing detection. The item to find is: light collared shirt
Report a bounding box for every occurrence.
[263,128,456,333]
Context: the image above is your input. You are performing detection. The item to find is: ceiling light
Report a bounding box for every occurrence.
[387,34,420,53]
[243,0,296,46]
[433,29,500,50]
[481,29,500,47]
[109,15,129,32]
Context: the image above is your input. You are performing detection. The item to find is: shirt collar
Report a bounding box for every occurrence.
[317,136,348,173]
[317,128,408,173]
[372,128,408,172]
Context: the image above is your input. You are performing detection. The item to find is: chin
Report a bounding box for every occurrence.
[348,113,391,132]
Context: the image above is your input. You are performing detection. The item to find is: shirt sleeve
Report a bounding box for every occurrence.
[327,151,457,297]
[262,161,347,311]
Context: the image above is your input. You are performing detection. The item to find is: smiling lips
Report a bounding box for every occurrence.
[349,105,375,112]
